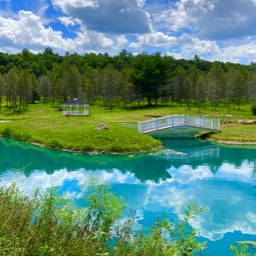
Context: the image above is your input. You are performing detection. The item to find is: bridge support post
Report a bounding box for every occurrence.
[187,114,190,126]
[154,119,158,130]
[138,122,142,132]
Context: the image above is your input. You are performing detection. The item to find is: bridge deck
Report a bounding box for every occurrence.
[138,115,220,133]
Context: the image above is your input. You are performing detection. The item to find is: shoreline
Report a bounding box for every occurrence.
[206,138,256,145]
[0,135,163,155]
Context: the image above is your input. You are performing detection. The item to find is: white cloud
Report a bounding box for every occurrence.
[0,10,130,55]
[157,0,256,41]
[137,0,146,8]
[155,0,212,32]
[58,16,79,27]
[1,0,256,63]
[130,32,177,49]
[162,33,256,64]
[168,165,213,184]
[219,40,256,63]
[0,10,74,52]
[53,0,100,11]
[116,35,129,49]
[146,161,256,241]
[1,167,140,195]
[52,0,152,34]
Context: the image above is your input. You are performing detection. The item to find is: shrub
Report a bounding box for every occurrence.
[230,243,254,256]
[47,139,62,149]
[0,182,207,256]
[0,182,123,256]
[1,127,13,136]
[251,104,256,115]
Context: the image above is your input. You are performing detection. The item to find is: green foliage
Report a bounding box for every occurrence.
[112,205,208,256]
[1,48,256,121]
[131,52,170,106]
[1,48,256,114]
[0,182,207,256]
[230,243,255,256]
[47,139,62,149]
[0,182,124,256]
[1,127,13,136]
[84,179,125,246]
[251,104,256,115]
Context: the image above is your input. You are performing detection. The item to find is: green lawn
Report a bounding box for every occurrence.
[0,102,256,153]
[0,104,162,153]
[210,124,256,143]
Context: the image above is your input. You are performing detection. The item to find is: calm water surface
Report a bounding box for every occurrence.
[1,135,256,255]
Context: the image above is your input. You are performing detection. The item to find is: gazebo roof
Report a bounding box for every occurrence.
[64,98,88,105]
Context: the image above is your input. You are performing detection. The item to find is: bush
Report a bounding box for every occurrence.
[0,182,207,256]
[1,127,13,136]
[0,182,124,256]
[251,104,256,115]
[47,139,62,149]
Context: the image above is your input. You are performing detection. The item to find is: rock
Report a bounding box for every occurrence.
[144,114,163,118]
[97,124,109,130]
[236,120,256,125]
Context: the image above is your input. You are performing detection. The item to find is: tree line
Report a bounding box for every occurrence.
[0,48,256,113]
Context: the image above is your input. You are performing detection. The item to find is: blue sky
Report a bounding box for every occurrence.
[1,0,256,64]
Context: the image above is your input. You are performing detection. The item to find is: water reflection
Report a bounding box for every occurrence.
[1,136,256,255]
[0,137,171,182]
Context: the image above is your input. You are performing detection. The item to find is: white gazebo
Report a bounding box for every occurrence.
[63,98,90,116]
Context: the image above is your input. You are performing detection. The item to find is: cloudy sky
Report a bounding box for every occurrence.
[1,0,256,64]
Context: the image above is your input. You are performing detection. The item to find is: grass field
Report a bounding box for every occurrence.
[0,102,256,153]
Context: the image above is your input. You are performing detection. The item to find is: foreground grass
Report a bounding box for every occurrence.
[0,102,256,153]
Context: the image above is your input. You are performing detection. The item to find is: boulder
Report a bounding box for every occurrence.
[97,124,109,130]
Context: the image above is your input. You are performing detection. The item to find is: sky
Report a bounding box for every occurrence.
[1,0,256,64]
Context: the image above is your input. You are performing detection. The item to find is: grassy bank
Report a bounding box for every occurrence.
[209,124,256,144]
[0,102,256,153]
[0,120,160,154]
[0,103,164,153]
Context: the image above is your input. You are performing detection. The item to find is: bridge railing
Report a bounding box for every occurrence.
[138,115,220,133]
[155,147,220,161]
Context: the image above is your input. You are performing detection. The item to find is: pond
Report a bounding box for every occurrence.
[1,134,256,255]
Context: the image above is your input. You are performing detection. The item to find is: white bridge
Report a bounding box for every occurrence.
[138,115,220,133]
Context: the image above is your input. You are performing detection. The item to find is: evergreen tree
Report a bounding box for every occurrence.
[205,62,225,110]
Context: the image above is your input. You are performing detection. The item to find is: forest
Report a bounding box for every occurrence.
[0,47,256,113]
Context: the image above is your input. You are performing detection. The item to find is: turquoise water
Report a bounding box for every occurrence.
[1,135,256,255]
